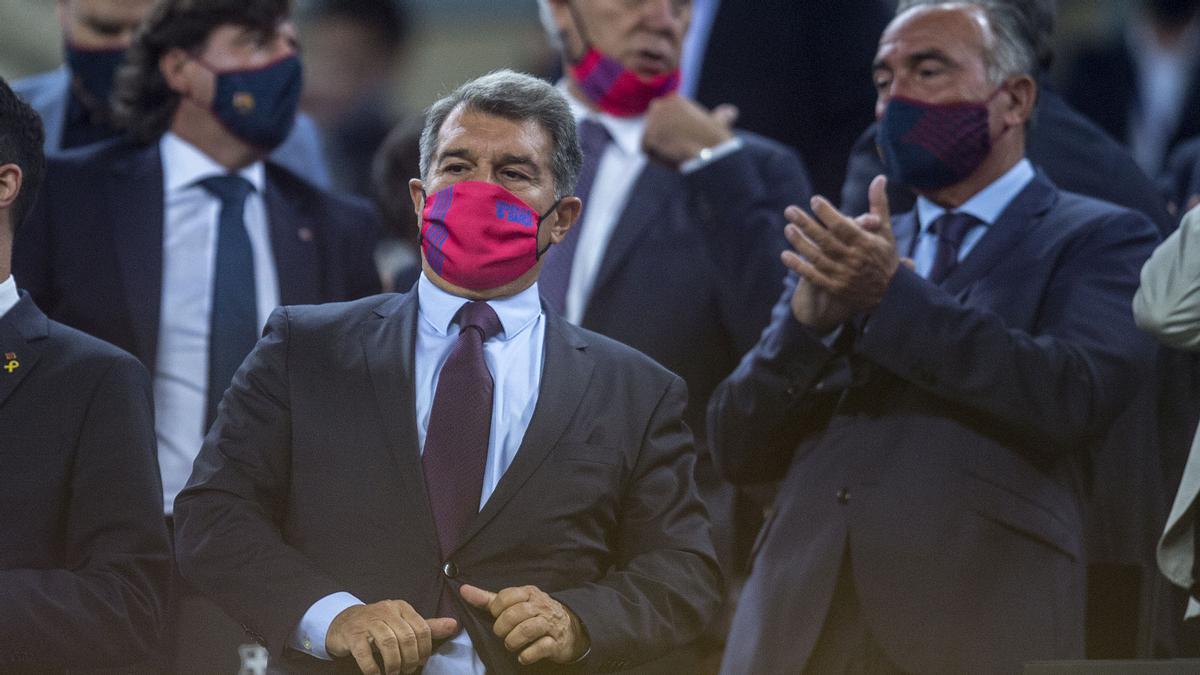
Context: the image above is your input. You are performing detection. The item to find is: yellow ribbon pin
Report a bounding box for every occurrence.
[3,352,17,373]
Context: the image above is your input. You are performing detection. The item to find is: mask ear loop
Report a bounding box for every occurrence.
[535,196,564,259]
[563,1,595,65]
[417,187,430,248]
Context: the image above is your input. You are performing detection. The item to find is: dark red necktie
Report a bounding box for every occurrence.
[422,301,501,615]
[927,211,979,285]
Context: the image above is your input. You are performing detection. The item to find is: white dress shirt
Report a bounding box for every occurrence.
[558,84,742,325]
[290,273,546,673]
[0,275,18,319]
[911,158,1035,277]
[155,132,280,514]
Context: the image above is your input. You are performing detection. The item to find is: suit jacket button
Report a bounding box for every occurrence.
[836,487,851,505]
[442,562,458,578]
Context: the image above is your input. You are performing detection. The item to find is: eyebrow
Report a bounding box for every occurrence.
[873,48,956,73]
[437,148,476,164]
[497,153,541,174]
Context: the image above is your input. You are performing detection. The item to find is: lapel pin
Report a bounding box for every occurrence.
[3,352,18,374]
[298,227,314,242]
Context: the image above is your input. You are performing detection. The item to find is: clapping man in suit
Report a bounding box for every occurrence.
[12,0,330,185]
[0,76,170,671]
[710,3,1159,672]
[533,0,811,615]
[173,69,720,675]
[13,0,380,668]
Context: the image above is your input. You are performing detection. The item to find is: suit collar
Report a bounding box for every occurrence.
[111,140,166,368]
[416,274,543,341]
[160,132,266,192]
[263,164,323,306]
[0,293,48,409]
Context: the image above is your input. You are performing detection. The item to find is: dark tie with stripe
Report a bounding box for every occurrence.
[422,300,502,616]
[927,211,979,285]
[199,175,258,431]
[540,118,612,314]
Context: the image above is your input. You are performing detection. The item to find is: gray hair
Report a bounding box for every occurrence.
[418,70,582,198]
[895,1,1040,83]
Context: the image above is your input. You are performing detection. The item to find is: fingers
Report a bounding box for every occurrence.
[348,635,382,675]
[488,586,534,619]
[901,257,916,271]
[503,615,553,652]
[458,584,494,609]
[366,621,409,675]
[811,196,869,248]
[712,103,739,128]
[493,599,539,638]
[786,204,851,259]
[783,224,842,279]
[781,249,838,291]
[395,602,434,663]
[868,175,894,243]
[518,635,558,666]
[427,617,459,640]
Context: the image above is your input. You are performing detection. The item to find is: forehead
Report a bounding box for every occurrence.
[435,104,552,163]
[66,0,154,22]
[877,4,990,66]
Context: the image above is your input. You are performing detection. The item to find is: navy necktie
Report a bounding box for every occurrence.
[927,211,979,285]
[422,301,502,615]
[199,175,257,431]
[540,118,612,314]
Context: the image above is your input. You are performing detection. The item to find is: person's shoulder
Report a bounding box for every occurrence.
[42,315,148,381]
[1047,184,1159,242]
[275,292,404,335]
[551,315,680,387]
[48,136,150,172]
[10,67,67,101]
[265,162,375,217]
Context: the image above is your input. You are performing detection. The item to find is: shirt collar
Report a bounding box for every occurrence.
[916,157,1035,233]
[160,131,266,194]
[416,273,542,341]
[559,80,646,158]
[0,275,18,320]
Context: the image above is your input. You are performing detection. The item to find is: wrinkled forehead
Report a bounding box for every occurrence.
[877,3,991,66]
[435,104,553,165]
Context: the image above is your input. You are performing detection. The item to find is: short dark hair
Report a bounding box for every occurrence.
[0,77,46,233]
[297,0,409,54]
[112,0,291,143]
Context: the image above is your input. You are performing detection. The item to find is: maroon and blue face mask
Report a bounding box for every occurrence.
[569,47,680,117]
[876,89,1004,191]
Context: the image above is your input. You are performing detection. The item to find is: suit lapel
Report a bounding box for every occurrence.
[0,296,48,410]
[452,310,594,553]
[264,167,323,305]
[359,293,439,544]
[892,211,918,261]
[111,143,165,368]
[586,162,677,308]
[941,172,1056,296]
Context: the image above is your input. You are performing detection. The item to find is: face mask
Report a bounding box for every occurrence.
[564,2,680,116]
[420,181,561,291]
[195,54,302,151]
[64,43,125,110]
[875,89,1004,191]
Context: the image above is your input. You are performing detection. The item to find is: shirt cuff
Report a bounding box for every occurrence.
[679,136,744,174]
[290,592,365,660]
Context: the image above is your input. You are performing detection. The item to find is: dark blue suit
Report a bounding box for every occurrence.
[710,172,1159,673]
[0,292,169,671]
[12,137,381,373]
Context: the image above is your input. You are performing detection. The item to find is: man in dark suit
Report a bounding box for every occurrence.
[841,0,1173,236]
[0,76,170,671]
[711,4,1159,672]
[13,0,380,669]
[13,0,331,186]
[533,0,811,598]
[173,69,720,674]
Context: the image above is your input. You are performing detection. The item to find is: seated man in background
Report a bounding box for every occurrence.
[174,69,720,674]
[0,76,170,671]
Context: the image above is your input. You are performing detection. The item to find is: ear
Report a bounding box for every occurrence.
[545,196,582,245]
[409,177,426,223]
[0,164,23,212]
[1002,74,1037,127]
[159,47,195,96]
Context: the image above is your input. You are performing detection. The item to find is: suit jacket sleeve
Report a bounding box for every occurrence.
[1133,206,1200,350]
[0,353,170,668]
[551,376,722,673]
[855,210,1159,456]
[682,138,812,356]
[707,274,852,485]
[173,308,345,655]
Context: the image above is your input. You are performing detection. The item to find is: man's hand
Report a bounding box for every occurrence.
[326,601,458,675]
[783,175,900,312]
[460,584,589,666]
[642,94,737,168]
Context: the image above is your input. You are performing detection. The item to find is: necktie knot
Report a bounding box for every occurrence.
[198,174,255,208]
[457,301,502,341]
[930,211,978,248]
[578,118,612,158]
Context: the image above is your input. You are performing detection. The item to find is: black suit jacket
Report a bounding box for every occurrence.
[841,87,1174,235]
[0,292,170,670]
[173,292,721,674]
[12,137,381,372]
[694,0,891,197]
[710,173,1159,673]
